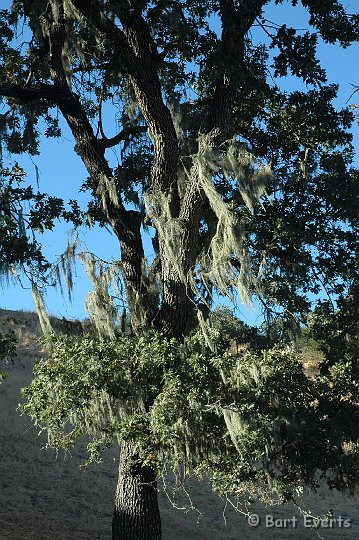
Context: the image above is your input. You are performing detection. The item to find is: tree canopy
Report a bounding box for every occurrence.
[1,1,359,538]
[1,0,358,335]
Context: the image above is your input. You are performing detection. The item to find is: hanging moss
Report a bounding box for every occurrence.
[79,252,117,340]
[50,237,78,301]
[96,173,120,218]
[145,135,272,315]
[31,282,54,337]
[190,136,272,305]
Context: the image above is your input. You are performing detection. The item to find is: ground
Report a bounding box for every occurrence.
[0,309,358,539]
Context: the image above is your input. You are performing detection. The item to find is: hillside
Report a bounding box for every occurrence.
[0,308,358,539]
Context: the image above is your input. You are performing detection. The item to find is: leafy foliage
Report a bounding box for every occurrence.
[1,0,358,523]
[308,282,359,374]
[0,164,84,281]
[0,165,50,276]
[21,309,359,502]
[0,329,17,382]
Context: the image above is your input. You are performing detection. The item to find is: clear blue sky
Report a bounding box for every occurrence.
[1,1,358,324]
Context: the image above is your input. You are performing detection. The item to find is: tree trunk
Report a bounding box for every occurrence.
[112,441,162,540]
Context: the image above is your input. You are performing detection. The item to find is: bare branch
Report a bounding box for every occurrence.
[100,125,148,149]
[0,83,66,104]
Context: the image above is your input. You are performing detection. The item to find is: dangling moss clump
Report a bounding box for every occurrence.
[145,136,272,313]
[79,252,118,340]
[31,282,54,337]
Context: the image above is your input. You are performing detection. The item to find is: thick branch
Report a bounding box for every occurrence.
[0,83,115,194]
[209,0,269,140]
[71,0,179,205]
[1,7,153,328]
[71,0,185,335]
[0,83,66,104]
[180,0,269,225]
[45,10,153,326]
[145,0,271,335]
[155,0,270,334]
[99,125,148,149]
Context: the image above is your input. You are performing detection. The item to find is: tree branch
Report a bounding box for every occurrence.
[1,4,154,328]
[208,0,269,139]
[0,83,66,104]
[72,0,186,336]
[148,1,269,334]
[71,0,180,204]
[70,0,135,67]
[99,125,148,149]
[176,0,270,288]
[45,7,155,326]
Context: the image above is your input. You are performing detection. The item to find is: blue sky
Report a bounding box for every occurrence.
[1,1,358,324]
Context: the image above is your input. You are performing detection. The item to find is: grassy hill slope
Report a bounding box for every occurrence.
[0,309,358,539]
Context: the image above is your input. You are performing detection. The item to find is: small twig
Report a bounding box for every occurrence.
[255,17,275,39]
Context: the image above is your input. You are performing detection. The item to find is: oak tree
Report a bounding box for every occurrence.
[1,1,359,539]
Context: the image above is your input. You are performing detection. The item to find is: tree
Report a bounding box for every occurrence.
[309,281,359,374]
[0,163,82,276]
[0,325,16,383]
[1,1,359,539]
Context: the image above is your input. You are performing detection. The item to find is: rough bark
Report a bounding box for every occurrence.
[0,1,270,537]
[112,441,161,540]
[71,0,180,203]
[44,7,154,327]
[71,0,184,338]
[154,0,269,338]
[153,261,195,339]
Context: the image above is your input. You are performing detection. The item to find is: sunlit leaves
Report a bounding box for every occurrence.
[20,312,359,498]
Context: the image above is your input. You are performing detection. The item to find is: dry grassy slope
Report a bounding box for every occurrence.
[0,308,358,540]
